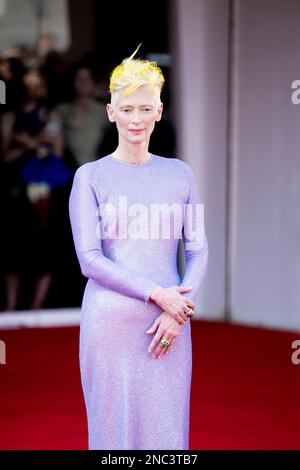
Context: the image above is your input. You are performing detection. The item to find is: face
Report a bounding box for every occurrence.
[106,84,163,146]
[23,70,46,100]
[74,68,96,98]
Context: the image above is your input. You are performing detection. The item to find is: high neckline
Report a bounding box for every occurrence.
[109,153,155,166]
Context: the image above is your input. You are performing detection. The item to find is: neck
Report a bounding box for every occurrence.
[112,140,151,164]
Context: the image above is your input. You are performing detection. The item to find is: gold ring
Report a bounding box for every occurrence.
[186,308,194,318]
[160,338,170,348]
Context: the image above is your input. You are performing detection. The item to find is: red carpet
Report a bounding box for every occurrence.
[0,321,300,450]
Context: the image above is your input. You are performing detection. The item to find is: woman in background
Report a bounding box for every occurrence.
[52,65,107,168]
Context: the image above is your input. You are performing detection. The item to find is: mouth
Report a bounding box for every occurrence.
[128,129,145,134]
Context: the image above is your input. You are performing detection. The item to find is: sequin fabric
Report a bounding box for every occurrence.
[68,153,209,450]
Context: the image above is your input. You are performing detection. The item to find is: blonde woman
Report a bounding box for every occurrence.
[69,45,209,450]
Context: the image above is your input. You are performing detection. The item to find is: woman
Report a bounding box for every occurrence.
[52,65,107,168]
[69,46,209,450]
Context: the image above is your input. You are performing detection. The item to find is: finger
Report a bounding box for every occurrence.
[154,340,167,358]
[158,338,174,358]
[146,325,154,334]
[165,340,174,355]
[148,329,163,353]
[183,306,194,318]
[186,300,196,310]
[176,313,186,325]
[182,305,191,315]
[179,311,188,323]
[155,336,173,358]
[177,286,192,292]
[146,318,160,334]
[153,345,163,358]
[166,310,184,325]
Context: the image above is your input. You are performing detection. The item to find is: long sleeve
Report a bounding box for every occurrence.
[179,164,209,303]
[68,165,159,303]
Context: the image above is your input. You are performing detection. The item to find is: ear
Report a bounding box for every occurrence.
[155,102,163,122]
[106,103,115,122]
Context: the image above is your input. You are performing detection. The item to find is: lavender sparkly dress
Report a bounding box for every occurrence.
[68,153,208,450]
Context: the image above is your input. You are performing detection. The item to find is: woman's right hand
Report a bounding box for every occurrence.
[150,285,196,325]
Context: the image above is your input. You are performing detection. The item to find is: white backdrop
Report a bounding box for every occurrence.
[171,0,230,320]
[230,0,300,330]
[172,0,300,331]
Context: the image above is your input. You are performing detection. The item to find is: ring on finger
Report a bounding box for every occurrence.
[162,338,175,356]
[165,341,173,354]
[185,307,194,318]
[160,337,170,348]
[159,342,171,358]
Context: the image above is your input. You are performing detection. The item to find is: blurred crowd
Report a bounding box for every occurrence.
[0,41,176,312]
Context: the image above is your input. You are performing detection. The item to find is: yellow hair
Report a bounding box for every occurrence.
[109,43,165,104]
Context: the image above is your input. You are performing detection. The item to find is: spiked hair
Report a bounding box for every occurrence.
[109,43,165,106]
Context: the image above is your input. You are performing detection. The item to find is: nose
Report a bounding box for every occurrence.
[131,109,142,125]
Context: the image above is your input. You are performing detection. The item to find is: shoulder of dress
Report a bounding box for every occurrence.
[154,155,188,167]
[153,157,193,192]
[74,159,98,179]
[75,155,113,179]
[164,157,193,178]
[171,157,191,170]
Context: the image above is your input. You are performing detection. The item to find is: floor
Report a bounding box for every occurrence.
[0,320,300,449]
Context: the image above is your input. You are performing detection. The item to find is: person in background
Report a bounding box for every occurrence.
[51,65,107,168]
[0,68,68,311]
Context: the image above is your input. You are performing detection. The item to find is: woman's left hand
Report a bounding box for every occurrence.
[146,312,183,359]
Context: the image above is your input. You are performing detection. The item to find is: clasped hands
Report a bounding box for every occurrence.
[146,285,195,360]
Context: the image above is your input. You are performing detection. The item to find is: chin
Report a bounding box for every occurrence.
[128,136,146,143]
